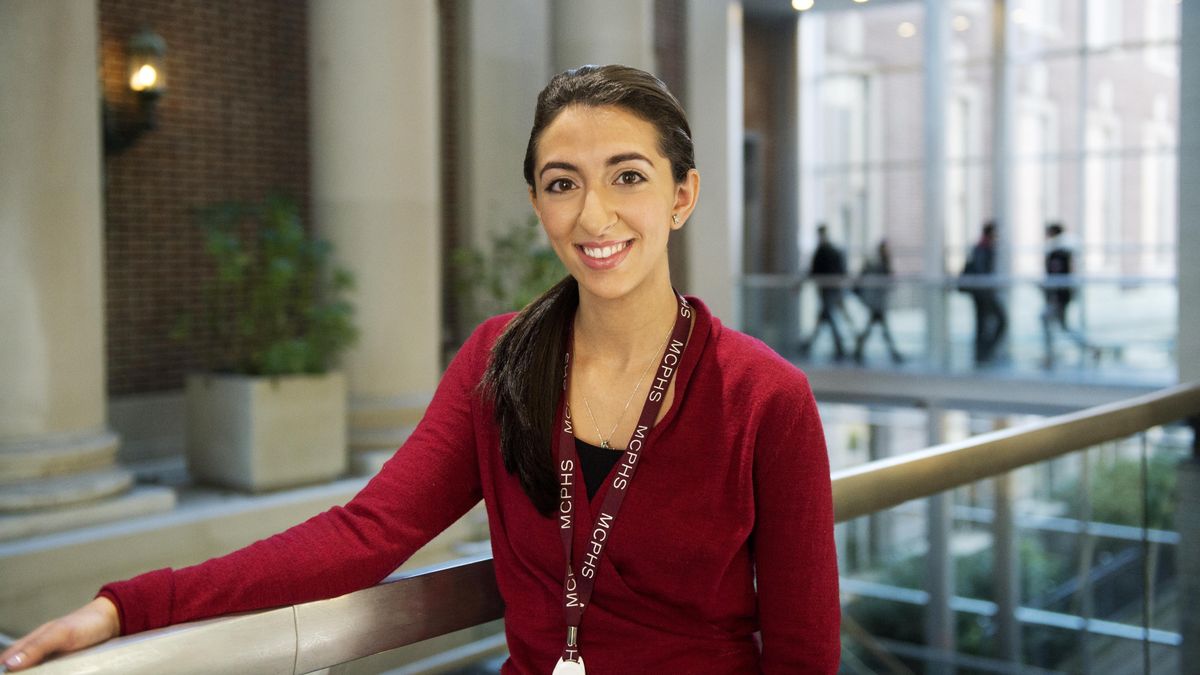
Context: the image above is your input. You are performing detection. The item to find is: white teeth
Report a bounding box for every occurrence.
[581,241,629,259]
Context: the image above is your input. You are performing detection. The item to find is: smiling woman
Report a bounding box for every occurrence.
[1,65,840,675]
[531,106,695,299]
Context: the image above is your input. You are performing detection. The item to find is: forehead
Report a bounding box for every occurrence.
[536,105,666,167]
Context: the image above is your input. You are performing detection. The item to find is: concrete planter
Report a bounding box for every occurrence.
[185,372,347,492]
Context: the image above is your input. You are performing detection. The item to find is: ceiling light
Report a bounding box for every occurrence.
[897,22,917,38]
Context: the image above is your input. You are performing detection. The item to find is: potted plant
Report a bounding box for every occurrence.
[451,216,566,330]
[175,195,357,492]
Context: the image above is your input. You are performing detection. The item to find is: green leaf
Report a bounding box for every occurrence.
[177,194,357,375]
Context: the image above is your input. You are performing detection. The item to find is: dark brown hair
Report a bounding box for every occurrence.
[483,65,695,516]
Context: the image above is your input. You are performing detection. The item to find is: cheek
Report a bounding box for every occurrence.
[626,199,672,236]
[536,195,579,227]
[536,207,572,239]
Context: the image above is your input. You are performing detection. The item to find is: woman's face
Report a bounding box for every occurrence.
[529,105,698,303]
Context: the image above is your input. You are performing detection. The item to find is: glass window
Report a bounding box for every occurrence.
[1086,0,1123,49]
[801,2,925,268]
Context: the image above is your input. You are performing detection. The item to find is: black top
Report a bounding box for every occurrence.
[811,242,846,276]
[574,437,623,499]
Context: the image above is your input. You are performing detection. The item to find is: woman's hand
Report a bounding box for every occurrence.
[1,597,119,671]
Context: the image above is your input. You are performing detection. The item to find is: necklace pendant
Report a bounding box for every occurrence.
[600,440,611,450]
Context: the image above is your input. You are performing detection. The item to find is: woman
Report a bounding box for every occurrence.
[2,65,839,674]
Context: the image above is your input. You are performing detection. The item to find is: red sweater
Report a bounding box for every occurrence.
[100,298,840,673]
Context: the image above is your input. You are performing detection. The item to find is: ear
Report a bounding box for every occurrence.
[670,169,700,230]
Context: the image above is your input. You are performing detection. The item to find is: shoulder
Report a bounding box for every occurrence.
[695,315,826,463]
[703,316,814,406]
[471,312,519,347]
[455,312,519,370]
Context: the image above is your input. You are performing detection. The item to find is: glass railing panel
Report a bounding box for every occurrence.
[817,401,933,474]
[741,274,1177,383]
[837,417,1188,672]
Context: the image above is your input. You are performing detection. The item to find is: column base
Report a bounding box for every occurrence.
[0,430,118,481]
[0,429,175,541]
[0,485,175,542]
[0,467,132,511]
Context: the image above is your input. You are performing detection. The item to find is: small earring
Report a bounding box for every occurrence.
[671,214,680,226]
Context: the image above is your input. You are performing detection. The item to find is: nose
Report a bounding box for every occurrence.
[577,186,616,237]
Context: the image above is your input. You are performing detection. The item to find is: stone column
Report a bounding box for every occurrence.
[454,0,551,254]
[684,0,744,326]
[308,0,442,470]
[551,0,655,74]
[0,1,173,541]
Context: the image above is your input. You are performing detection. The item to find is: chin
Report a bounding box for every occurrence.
[576,273,664,305]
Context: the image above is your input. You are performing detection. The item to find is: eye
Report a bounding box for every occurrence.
[615,170,646,186]
[544,177,576,194]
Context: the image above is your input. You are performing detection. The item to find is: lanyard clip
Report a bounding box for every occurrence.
[567,625,578,647]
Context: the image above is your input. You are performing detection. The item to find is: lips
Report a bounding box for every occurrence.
[575,239,633,270]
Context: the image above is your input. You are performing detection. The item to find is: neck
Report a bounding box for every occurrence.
[573,275,678,370]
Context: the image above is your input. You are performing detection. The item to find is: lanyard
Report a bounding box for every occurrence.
[553,293,693,673]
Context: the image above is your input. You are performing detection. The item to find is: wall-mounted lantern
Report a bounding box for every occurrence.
[104,29,167,155]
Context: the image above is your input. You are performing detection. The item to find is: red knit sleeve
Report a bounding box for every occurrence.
[99,320,499,635]
[752,374,841,673]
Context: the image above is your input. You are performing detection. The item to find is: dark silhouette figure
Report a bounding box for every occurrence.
[960,222,1006,365]
[799,225,849,360]
[853,239,903,364]
[1040,222,1089,367]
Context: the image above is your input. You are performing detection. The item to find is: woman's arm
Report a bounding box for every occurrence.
[105,322,494,632]
[1,319,501,669]
[752,376,841,673]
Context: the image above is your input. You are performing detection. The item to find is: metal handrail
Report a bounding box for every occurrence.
[833,382,1200,521]
[27,554,503,675]
[24,383,1200,674]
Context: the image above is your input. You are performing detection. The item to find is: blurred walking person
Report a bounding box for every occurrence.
[959,221,1006,365]
[852,239,903,364]
[799,224,849,361]
[1040,222,1089,368]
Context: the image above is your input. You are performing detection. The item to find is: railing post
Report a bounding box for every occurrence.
[926,492,954,674]
[924,404,955,674]
[1179,420,1200,674]
[867,422,888,567]
[993,471,1021,665]
[1074,448,1095,673]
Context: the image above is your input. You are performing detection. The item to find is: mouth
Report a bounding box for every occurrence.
[579,240,631,259]
[575,239,633,270]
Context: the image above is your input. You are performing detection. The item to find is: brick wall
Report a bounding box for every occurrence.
[99,0,309,395]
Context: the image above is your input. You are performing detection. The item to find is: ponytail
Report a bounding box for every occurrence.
[481,275,579,516]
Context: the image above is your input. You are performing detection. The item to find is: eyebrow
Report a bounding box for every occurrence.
[537,152,655,180]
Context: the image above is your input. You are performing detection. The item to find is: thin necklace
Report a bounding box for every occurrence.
[581,322,675,450]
